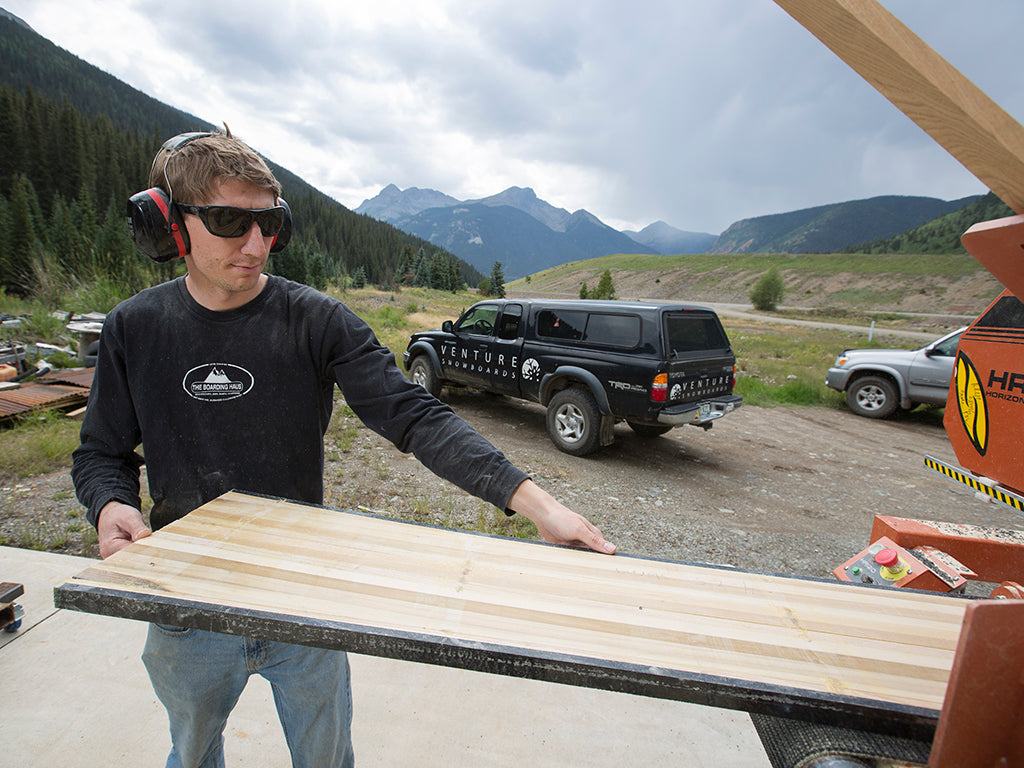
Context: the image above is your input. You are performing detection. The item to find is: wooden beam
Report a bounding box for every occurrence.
[55,491,969,740]
[774,0,1024,215]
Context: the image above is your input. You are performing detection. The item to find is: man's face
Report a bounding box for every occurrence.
[181,178,277,310]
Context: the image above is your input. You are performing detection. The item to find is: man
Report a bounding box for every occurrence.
[72,128,615,768]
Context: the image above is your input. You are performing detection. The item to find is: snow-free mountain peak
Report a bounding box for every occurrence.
[355,185,460,221]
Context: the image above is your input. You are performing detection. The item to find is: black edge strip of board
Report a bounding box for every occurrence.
[54,581,939,742]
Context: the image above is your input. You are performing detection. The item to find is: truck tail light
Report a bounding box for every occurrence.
[652,373,668,402]
[731,365,736,391]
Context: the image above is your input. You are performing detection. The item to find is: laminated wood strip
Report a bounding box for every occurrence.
[55,491,967,740]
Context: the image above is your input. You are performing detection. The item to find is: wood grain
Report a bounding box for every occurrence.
[775,0,1024,215]
[55,491,967,739]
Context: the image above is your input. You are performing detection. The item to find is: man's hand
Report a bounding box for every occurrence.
[96,501,151,559]
[507,479,616,554]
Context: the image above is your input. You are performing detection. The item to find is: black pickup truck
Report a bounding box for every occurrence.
[403,298,741,456]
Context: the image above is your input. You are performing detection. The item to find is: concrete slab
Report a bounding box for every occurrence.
[0,546,770,766]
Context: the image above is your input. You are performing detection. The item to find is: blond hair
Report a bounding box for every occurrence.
[148,125,282,204]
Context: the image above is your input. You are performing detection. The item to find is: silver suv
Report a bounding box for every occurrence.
[825,327,965,419]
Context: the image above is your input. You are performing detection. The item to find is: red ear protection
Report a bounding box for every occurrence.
[127,187,191,263]
[127,132,292,262]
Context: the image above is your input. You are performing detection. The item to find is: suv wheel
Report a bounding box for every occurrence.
[546,388,603,456]
[846,375,898,419]
[409,356,441,397]
[627,420,672,438]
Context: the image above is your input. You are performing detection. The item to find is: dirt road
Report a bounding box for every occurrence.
[330,390,1023,593]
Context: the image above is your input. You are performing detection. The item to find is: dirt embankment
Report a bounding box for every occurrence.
[517,265,1003,317]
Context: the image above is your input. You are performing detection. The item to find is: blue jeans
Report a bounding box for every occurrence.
[142,624,354,768]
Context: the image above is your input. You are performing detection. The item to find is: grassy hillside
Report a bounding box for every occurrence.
[512,252,1003,316]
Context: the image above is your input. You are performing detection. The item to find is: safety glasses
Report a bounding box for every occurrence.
[177,204,286,239]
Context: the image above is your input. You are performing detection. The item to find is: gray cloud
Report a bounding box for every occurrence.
[9,0,1023,234]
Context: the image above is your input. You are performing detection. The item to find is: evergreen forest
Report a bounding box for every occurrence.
[0,14,481,307]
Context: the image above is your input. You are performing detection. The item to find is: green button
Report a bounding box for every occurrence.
[852,567,861,575]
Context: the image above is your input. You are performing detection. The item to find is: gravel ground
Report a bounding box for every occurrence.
[362,389,1024,591]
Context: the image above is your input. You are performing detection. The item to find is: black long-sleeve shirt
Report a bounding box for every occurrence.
[72,276,527,531]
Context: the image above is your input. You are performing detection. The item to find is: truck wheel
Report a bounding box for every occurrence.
[546,388,603,456]
[846,375,898,419]
[409,356,441,398]
[627,421,672,438]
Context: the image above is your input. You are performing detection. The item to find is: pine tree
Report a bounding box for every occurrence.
[269,243,308,285]
[306,245,328,291]
[93,199,138,288]
[446,257,462,292]
[412,249,430,287]
[0,197,10,282]
[489,261,506,298]
[351,265,367,289]
[396,244,414,285]
[428,253,447,289]
[6,174,40,293]
[592,269,616,300]
[0,87,26,197]
[46,194,78,271]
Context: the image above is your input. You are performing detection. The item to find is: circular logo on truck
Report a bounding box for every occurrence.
[521,358,541,381]
[183,363,254,402]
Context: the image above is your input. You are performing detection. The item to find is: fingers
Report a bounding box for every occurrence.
[586,530,617,555]
[536,515,616,555]
[97,502,151,559]
[99,524,151,559]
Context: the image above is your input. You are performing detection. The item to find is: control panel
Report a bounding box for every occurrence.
[833,536,968,593]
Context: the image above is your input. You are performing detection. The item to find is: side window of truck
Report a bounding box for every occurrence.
[583,313,640,348]
[931,331,962,356]
[456,305,499,336]
[537,309,585,340]
[498,304,523,340]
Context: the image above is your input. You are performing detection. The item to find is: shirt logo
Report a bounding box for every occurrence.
[183,363,254,402]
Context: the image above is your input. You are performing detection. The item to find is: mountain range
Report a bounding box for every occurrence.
[357,184,984,279]
[710,194,981,255]
[358,185,672,279]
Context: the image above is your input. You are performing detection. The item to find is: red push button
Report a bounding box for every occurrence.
[874,548,899,567]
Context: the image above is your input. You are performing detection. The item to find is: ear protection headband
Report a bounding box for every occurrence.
[127,132,292,263]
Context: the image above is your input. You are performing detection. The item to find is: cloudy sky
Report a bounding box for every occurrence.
[6,1,1023,234]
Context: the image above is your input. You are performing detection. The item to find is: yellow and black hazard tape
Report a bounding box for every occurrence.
[924,455,1024,514]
